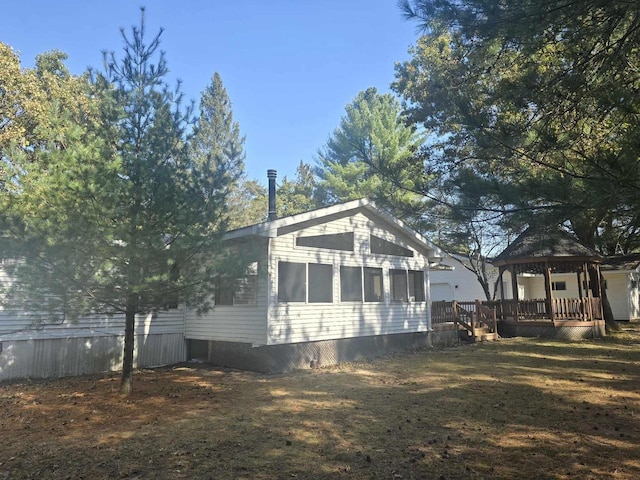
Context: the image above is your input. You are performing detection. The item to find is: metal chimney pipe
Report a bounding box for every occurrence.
[267,169,277,221]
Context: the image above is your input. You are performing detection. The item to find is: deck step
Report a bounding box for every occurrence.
[458,327,499,343]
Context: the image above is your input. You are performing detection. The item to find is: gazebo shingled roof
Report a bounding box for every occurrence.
[493,225,602,266]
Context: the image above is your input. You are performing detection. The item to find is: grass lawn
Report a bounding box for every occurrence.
[1,325,640,479]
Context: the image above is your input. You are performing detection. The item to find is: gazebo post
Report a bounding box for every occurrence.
[510,265,519,320]
[543,262,554,321]
[592,263,604,320]
[585,262,594,320]
[577,266,585,319]
[498,266,506,320]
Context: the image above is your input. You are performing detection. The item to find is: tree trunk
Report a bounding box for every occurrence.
[120,295,137,395]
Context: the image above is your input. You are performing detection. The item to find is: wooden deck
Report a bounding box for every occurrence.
[431,298,605,339]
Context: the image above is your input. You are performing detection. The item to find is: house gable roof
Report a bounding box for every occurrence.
[224,198,442,261]
[602,254,640,271]
[493,225,602,266]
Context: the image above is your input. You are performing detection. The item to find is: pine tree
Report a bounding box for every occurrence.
[277,161,318,217]
[1,11,234,394]
[190,72,245,197]
[315,87,429,227]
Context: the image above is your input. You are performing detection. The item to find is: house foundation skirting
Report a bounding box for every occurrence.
[498,319,606,340]
[198,328,459,374]
[0,333,187,382]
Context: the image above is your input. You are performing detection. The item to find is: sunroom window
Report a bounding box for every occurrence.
[390,269,408,302]
[364,267,384,302]
[340,266,362,302]
[308,263,333,303]
[278,261,333,303]
[278,262,306,302]
[408,270,425,302]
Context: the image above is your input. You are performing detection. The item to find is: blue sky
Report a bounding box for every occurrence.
[2,1,419,184]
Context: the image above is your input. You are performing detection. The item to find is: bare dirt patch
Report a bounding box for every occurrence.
[2,325,640,479]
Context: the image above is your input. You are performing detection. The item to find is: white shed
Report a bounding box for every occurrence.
[185,198,444,372]
[600,255,640,322]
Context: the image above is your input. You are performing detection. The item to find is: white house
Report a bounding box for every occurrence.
[1,191,447,380]
[430,253,499,302]
[185,197,445,372]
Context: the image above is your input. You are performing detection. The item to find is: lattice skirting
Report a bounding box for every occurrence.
[200,328,459,374]
[499,320,606,340]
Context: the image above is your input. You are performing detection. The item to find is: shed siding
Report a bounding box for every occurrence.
[604,272,630,321]
[267,213,430,345]
[630,271,640,320]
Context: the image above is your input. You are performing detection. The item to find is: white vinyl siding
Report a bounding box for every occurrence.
[0,269,187,380]
[267,212,430,345]
[184,240,269,345]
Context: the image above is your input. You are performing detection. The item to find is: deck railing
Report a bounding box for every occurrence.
[432,297,603,324]
[498,297,603,321]
[431,300,497,334]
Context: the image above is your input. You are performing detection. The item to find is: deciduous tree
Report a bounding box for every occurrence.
[395,0,640,324]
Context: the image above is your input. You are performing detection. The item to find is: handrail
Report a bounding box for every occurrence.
[431,300,497,339]
[495,297,602,321]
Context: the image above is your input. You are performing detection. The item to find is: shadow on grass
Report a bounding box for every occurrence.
[2,331,640,479]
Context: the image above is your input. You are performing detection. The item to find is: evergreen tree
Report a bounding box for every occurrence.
[395,0,640,250]
[226,177,268,229]
[315,87,429,228]
[395,0,640,322]
[277,161,318,217]
[190,72,245,206]
[1,11,234,393]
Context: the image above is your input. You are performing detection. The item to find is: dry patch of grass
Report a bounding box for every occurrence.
[2,325,640,479]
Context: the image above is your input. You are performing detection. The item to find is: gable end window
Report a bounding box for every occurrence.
[296,232,354,251]
[370,234,414,257]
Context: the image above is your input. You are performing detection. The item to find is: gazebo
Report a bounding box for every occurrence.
[492,225,606,339]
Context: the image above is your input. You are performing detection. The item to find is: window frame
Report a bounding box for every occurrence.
[389,269,408,302]
[277,261,307,303]
[308,263,333,303]
[551,281,567,291]
[340,265,363,302]
[363,267,384,303]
